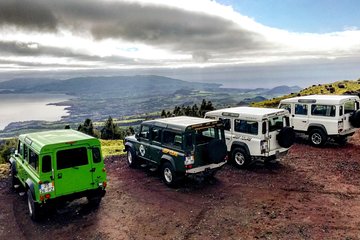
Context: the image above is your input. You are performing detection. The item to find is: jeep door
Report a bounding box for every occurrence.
[343,100,358,130]
[54,146,93,196]
[219,118,233,151]
[148,126,163,164]
[137,124,152,161]
[292,103,309,131]
[267,116,284,151]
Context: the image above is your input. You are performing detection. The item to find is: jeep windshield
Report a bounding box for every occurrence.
[184,127,222,150]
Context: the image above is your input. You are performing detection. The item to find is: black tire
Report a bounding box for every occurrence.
[309,129,327,147]
[126,148,138,168]
[161,162,178,187]
[277,127,296,148]
[207,139,227,164]
[27,189,41,221]
[231,148,251,169]
[349,110,360,128]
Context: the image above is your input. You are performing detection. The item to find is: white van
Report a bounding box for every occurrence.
[205,107,295,168]
[279,95,360,146]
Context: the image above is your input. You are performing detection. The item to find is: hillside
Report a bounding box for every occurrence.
[252,79,360,108]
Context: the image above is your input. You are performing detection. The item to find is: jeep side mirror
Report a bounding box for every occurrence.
[135,133,140,139]
[14,149,19,156]
[10,148,15,154]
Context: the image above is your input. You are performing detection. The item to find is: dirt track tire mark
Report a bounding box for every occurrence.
[182,207,209,240]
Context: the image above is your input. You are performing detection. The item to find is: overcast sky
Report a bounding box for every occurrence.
[0,0,359,88]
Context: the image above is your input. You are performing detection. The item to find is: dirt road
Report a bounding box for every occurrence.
[1,133,360,239]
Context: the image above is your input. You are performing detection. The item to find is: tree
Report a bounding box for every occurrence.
[101,116,125,139]
[78,118,95,137]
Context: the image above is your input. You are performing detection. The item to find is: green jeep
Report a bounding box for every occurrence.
[124,116,227,187]
[9,129,107,220]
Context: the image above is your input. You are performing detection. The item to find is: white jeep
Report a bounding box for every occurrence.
[205,107,295,168]
[279,95,360,146]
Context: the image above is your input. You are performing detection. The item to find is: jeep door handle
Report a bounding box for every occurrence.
[225,137,230,140]
[302,120,307,123]
[58,173,62,179]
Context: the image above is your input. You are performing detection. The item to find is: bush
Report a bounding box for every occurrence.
[0,138,17,164]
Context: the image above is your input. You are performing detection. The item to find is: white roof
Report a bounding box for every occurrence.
[206,107,289,121]
[280,95,359,105]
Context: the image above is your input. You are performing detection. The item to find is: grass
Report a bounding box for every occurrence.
[251,79,360,108]
[0,164,9,179]
[100,139,126,158]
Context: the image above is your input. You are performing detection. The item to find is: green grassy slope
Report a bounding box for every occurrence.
[251,79,360,108]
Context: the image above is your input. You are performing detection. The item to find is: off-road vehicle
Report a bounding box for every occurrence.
[124,116,227,187]
[205,107,295,168]
[9,129,107,221]
[279,95,360,146]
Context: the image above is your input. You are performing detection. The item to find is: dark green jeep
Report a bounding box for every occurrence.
[9,129,107,220]
[124,116,227,187]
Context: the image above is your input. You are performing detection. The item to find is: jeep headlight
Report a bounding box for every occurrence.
[185,155,194,165]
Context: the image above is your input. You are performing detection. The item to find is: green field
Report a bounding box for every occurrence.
[100,139,126,157]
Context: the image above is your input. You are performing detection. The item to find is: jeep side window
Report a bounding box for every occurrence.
[92,148,101,163]
[269,117,283,132]
[23,145,28,161]
[234,120,258,135]
[295,104,308,115]
[151,127,162,143]
[56,147,88,170]
[29,149,39,172]
[219,118,231,131]
[339,106,344,116]
[279,104,291,114]
[344,101,356,114]
[311,105,336,117]
[42,155,52,173]
[139,125,150,140]
[18,141,24,157]
[163,131,182,149]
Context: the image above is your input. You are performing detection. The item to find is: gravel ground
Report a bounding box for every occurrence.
[1,131,360,239]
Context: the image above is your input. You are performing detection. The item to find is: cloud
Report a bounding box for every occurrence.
[0,0,57,31]
[0,0,271,58]
[0,0,359,83]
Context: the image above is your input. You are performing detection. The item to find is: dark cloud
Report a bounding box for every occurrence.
[0,40,142,66]
[0,0,57,31]
[0,0,271,59]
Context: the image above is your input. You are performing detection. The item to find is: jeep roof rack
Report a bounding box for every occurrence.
[280,95,359,105]
[144,116,221,131]
[206,107,288,121]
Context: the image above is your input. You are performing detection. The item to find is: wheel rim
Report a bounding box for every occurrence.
[234,152,245,166]
[311,133,322,145]
[27,194,33,216]
[164,168,173,183]
[127,151,132,164]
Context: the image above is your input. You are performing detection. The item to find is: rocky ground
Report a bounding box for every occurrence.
[1,132,360,240]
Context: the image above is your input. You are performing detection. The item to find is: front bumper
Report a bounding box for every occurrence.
[185,161,226,174]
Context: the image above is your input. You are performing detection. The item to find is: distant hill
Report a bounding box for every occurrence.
[0,75,221,97]
[265,85,302,95]
[252,79,360,108]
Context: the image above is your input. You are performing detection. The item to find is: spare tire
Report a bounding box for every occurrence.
[277,127,295,148]
[206,139,227,164]
[349,110,360,128]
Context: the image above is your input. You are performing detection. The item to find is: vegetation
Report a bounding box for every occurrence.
[252,79,360,108]
[161,99,215,118]
[0,138,16,164]
[100,139,125,157]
